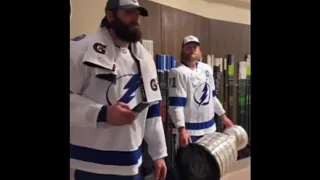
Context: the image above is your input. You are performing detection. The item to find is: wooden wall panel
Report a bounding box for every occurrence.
[209,19,250,60]
[138,0,250,62]
[139,0,162,55]
[161,5,210,61]
[209,19,250,122]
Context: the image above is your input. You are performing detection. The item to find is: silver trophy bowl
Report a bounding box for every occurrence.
[176,125,249,180]
[223,125,249,150]
[195,132,238,176]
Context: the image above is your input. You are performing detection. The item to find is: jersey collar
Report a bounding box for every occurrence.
[181,61,199,70]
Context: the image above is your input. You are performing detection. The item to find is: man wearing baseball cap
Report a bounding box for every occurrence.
[168,35,234,150]
[99,0,148,43]
[70,0,167,180]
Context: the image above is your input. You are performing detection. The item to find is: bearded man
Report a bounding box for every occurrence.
[69,0,167,180]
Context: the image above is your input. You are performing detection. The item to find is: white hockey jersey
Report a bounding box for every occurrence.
[168,61,226,136]
[70,28,167,178]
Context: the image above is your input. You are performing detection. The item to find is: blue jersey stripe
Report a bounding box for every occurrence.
[185,118,215,130]
[169,97,187,107]
[74,169,141,180]
[146,103,161,119]
[70,144,142,166]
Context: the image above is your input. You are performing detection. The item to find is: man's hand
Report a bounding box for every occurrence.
[106,102,138,126]
[221,114,234,128]
[178,127,192,147]
[154,158,167,180]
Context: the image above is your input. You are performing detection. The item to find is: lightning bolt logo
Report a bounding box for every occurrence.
[118,74,141,103]
[198,84,208,108]
[194,82,210,109]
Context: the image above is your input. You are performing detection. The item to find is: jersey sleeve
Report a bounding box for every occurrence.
[168,69,187,129]
[210,67,226,116]
[70,43,106,127]
[213,90,226,116]
[144,103,168,160]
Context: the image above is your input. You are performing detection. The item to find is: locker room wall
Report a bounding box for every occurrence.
[70,0,104,37]
[209,20,250,59]
[160,5,210,61]
[137,0,162,55]
[148,0,250,25]
[70,0,250,60]
[70,0,250,37]
[138,0,250,62]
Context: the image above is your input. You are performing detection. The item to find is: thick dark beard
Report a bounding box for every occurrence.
[109,16,142,43]
[181,52,193,61]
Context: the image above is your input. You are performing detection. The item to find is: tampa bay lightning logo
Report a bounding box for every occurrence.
[106,74,141,105]
[193,82,211,109]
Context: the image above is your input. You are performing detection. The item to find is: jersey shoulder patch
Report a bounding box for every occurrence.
[169,67,180,75]
[198,61,209,68]
[170,67,188,80]
[176,65,189,74]
[92,42,107,54]
[71,34,86,41]
[198,62,212,72]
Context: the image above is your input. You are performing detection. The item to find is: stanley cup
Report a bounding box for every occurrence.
[176,125,249,180]
[195,125,249,176]
[223,125,248,150]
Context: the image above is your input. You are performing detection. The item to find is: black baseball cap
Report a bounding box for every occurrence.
[105,0,148,16]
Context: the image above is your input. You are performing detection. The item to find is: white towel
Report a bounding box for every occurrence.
[130,42,162,105]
